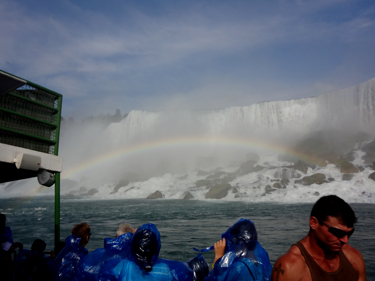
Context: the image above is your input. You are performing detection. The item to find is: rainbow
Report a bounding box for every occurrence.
[60,135,323,180]
[2,135,325,199]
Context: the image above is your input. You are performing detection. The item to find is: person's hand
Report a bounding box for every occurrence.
[213,238,226,264]
[12,242,23,251]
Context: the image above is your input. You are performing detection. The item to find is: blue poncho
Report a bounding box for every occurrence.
[0,226,13,244]
[161,259,194,281]
[52,235,88,281]
[74,232,133,281]
[204,218,272,281]
[1,226,13,251]
[15,249,51,281]
[187,254,210,281]
[162,254,209,281]
[100,223,209,281]
[112,223,175,281]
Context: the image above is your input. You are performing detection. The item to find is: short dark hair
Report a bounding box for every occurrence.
[31,239,46,253]
[311,195,357,227]
[72,222,91,238]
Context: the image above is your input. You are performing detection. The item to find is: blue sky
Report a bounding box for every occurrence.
[1,0,374,118]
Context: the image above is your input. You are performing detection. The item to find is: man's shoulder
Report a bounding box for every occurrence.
[342,244,366,278]
[271,244,310,281]
[277,244,306,268]
[342,243,363,258]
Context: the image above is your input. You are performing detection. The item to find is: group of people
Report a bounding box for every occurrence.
[1,195,367,281]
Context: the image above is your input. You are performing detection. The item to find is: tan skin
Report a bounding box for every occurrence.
[271,216,366,281]
[213,237,226,266]
[79,232,91,247]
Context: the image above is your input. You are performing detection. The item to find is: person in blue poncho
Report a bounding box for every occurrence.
[52,222,91,281]
[204,218,272,281]
[1,213,15,281]
[0,213,13,250]
[187,254,210,281]
[161,254,210,281]
[14,238,52,281]
[112,223,175,281]
[75,223,134,281]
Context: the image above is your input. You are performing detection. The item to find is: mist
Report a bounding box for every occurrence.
[1,77,374,202]
[58,77,375,185]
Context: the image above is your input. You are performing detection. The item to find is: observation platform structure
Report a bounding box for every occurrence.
[0,69,63,250]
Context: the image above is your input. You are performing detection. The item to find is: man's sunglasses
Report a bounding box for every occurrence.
[320,222,354,238]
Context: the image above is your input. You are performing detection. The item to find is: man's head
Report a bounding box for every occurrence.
[310,195,357,251]
[116,223,133,237]
[72,222,91,247]
[311,195,357,227]
[31,239,46,253]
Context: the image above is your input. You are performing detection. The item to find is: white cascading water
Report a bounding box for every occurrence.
[1,77,374,203]
[108,77,375,140]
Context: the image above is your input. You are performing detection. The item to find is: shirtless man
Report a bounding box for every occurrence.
[272,195,366,281]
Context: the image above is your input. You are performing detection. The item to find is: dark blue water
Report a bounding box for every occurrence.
[1,198,374,279]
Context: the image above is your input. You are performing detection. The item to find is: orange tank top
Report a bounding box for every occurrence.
[294,242,358,281]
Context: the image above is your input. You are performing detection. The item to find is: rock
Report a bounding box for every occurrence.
[361,140,375,164]
[342,174,354,181]
[265,185,276,194]
[314,192,320,196]
[274,168,301,179]
[359,166,365,172]
[290,130,371,163]
[204,171,236,186]
[197,169,210,176]
[275,169,287,179]
[234,193,247,199]
[206,171,227,179]
[339,160,359,174]
[198,171,236,187]
[195,179,212,188]
[369,172,375,181]
[147,190,164,199]
[318,161,328,167]
[183,192,194,199]
[85,188,98,196]
[79,186,87,193]
[254,165,265,172]
[110,179,128,194]
[328,177,335,182]
[281,178,289,185]
[273,183,282,189]
[205,184,231,199]
[345,151,356,162]
[295,173,327,186]
[235,160,263,176]
[293,160,310,174]
[232,187,238,193]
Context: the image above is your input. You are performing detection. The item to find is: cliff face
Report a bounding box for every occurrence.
[106,77,375,142]
[3,78,375,202]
